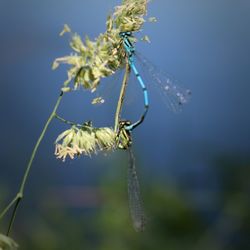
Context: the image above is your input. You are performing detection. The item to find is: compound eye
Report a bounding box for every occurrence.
[119,32,125,37]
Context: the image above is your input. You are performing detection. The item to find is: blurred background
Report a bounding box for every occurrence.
[0,0,250,249]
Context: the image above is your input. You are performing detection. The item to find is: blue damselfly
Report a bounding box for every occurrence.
[119,31,191,130]
[116,31,190,232]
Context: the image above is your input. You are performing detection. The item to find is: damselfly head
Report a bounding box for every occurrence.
[119,31,133,38]
[119,120,131,127]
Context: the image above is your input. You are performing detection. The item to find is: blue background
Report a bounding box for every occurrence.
[0,0,250,249]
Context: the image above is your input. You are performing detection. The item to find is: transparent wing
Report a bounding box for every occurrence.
[135,52,191,113]
[127,147,146,232]
[91,69,124,106]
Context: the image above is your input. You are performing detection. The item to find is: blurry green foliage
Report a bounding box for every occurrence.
[1,154,249,249]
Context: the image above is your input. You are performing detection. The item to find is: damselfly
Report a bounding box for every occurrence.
[115,32,190,231]
[117,120,146,232]
[119,31,191,130]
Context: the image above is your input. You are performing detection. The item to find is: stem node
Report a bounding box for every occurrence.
[0,91,64,235]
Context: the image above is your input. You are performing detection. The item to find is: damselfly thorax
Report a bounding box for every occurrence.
[116,120,132,150]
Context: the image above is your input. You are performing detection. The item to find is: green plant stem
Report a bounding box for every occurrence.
[0,195,19,221]
[54,114,83,127]
[0,91,64,236]
[114,61,130,132]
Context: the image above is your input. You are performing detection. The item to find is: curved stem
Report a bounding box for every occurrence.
[6,196,21,236]
[114,61,130,132]
[0,195,19,221]
[0,91,64,236]
[54,114,83,127]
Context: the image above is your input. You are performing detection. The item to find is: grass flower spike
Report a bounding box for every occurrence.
[0,234,18,250]
[0,0,152,244]
[53,0,149,92]
[55,125,116,161]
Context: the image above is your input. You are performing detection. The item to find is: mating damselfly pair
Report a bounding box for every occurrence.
[114,31,191,232]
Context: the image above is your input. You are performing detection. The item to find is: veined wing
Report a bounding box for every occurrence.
[135,52,191,113]
[127,147,146,232]
[91,69,124,106]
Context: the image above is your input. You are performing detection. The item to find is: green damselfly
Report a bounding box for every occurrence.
[117,120,146,232]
